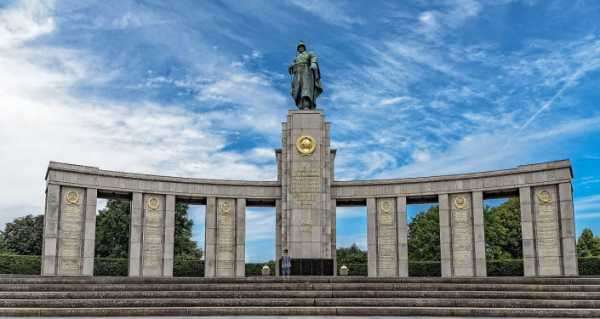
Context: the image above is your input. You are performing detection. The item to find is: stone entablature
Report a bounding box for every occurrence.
[332,160,572,199]
[41,110,578,278]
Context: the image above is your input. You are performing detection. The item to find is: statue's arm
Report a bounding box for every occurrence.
[310,52,318,69]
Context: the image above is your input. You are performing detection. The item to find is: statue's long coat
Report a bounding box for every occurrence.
[290,51,323,108]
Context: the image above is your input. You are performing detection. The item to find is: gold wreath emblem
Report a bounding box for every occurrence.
[380,200,392,213]
[147,197,160,210]
[454,196,467,209]
[537,190,552,204]
[65,191,80,205]
[296,135,316,156]
[220,201,232,214]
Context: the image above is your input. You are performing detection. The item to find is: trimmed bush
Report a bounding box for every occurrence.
[409,261,441,277]
[0,255,40,275]
[174,258,204,277]
[94,257,128,276]
[246,261,276,276]
[578,256,600,275]
[338,263,367,276]
[487,259,524,276]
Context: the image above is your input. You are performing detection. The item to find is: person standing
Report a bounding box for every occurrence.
[281,249,292,276]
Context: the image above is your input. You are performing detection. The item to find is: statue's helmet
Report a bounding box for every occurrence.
[297,41,306,51]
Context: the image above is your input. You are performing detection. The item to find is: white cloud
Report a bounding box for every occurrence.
[287,0,362,28]
[0,1,278,230]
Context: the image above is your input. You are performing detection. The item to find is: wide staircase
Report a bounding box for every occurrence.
[0,276,599,317]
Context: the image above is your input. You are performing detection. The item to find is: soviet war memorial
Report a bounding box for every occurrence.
[2,1,600,318]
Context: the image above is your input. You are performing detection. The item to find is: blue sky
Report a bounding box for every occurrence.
[1,0,599,262]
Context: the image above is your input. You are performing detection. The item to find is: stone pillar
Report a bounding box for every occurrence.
[205,198,245,278]
[279,110,334,272]
[472,191,487,277]
[558,183,578,276]
[438,194,452,277]
[275,199,281,276]
[396,196,408,277]
[204,197,217,278]
[367,197,406,277]
[129,193,143,277]
[520,184,576,276]
[163,195,175,277]
[42,185,96,276]
[532,185,564,276]
[81,188,97,276]
[331,199,337,276]
[128,193,172,277]
[519,187,537,276]
[450,193,476,277]
[235,198,246,277]
[367,197,377,277]
[41,184,60,276]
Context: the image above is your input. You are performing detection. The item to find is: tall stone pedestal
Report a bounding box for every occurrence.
[277,110,335,275]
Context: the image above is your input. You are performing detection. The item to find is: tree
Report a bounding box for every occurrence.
[1,214,44,255]
[174,203,202,258]
[336,243,367,266]
[408,206,440,261]
[95,199,131,258]
[577,228,600,257]
[484,198,523,260]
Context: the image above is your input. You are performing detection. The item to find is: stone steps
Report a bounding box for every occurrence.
[1,306,599,317]
[1,276,599,317]
[3,289,600,300]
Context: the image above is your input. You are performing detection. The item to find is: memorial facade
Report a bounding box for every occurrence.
[41,109,578,277]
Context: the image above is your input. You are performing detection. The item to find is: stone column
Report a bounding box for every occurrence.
[205,198,245,278]
[128,193,172,277]
[81,188,97,276]
[472,191,487,277]
[163,195,175,277]
[367,197,377,277]
[532,185,563,276]
[376,198,398,277]
[331,199,337,276]
[42,185,96,276]
[519,187,537,277]
[204,197,217,278]
[129,193,143,277]
[235,198,246,277]
[275,199,282,276]
[396,196,408,277]
[449,193,476,277]
[558,183,578,276]
[438,194,452,277]
[41,184,60,276]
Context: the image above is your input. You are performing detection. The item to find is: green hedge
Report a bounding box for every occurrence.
[338,263,368,276]
[578,256,600,275]
[487,259,524,276]
[0,255,40,275]
[1,255,599,276]
[409,261,441,277]
[246,261,276,276]
[173,258,204,277]
[94,257,128,276]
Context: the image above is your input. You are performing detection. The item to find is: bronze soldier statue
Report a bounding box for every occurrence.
[289,41,323,110]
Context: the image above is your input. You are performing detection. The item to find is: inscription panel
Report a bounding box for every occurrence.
[450,194,474,276]
[58,187,84,275]
[142,195,164,276]
[534,186,562,275]
[216,199,235,277]
[377,199,397,276]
